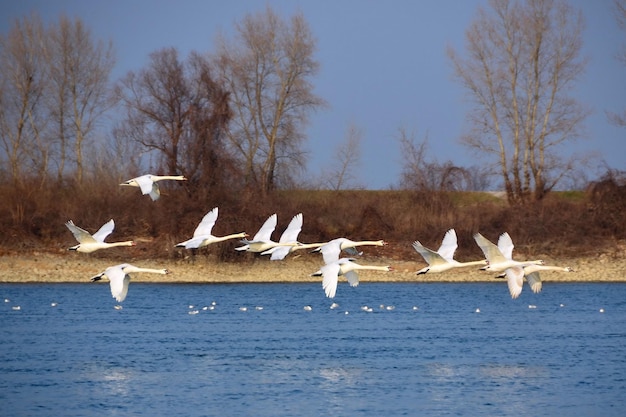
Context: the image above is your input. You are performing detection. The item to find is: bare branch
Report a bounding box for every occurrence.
[448,0,589,203]
[214,6,326,194]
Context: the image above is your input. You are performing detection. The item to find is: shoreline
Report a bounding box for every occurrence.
[1,252,624,284]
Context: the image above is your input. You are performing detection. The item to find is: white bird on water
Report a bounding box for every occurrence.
[65,219,135,253]
[175,207,247,249]
[473,232,543,272]
[235,214,300,253]
[412,229,487,274]
[498,264,574,299]
[91,263,170,307]
[120,174,186,201]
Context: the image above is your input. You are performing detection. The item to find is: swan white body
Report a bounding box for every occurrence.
[312,238,386,264]
[412,229,487,274]
[261,213,304,260]
[120,174,186,201]
[65,219,135,253]
[235,214,299,253]
[175,207,247,249]
[474,232,543,272]
[502,264,574,299]
[311,258,393,299]
[91,263,170,304]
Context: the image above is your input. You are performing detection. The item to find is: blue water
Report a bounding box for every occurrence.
[1,281,625,416]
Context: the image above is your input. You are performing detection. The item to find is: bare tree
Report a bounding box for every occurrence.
[323,123,363,190]
[182,52,235,191]
[0,13,115,188]
[115,48,189,175]
[609,0,626,126]
[45,16,115,184]
[398,127,479,191]
[398,128,431,190]
[448,0,589,204]
[114,48,233,193]
[0,13,47,186]
[214,6,326,194]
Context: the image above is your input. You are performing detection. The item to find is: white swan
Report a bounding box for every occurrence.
[120,174,186,201]
[175,207,247,249]
[473,232,543,272]
[91,263,170,305]
[412,229,487,274]
[235,214,299,253]
[65,219,135,253]
[500,264,574,299]
[311,258,393,299]
[261,213,304,260]
[312,237,386,264]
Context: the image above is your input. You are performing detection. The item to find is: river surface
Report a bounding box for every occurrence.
[1,281,625,416]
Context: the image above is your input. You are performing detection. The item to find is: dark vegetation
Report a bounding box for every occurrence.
[2,172,625,263]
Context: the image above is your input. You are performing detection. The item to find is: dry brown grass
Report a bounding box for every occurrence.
[1,177,625,281]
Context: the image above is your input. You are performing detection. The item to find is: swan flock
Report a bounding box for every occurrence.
[66,173,574,305]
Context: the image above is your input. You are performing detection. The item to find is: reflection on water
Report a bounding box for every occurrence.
[101,368,133,396]
[319,367,362,385]
[480,363,548,379]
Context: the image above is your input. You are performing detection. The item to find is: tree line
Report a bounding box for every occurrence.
[1,1,625,205]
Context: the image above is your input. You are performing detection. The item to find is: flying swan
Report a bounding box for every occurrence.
[499,264,574,299]
[175,207,247,249]
[261,213,305,260]
[473,232,543,272]
[235,214,300,253]
[312,237,387,265]
[412,229,487,274]
[120,174,187,201]
[91,263,170,307]
[311,258,393,299]
[310,238,391,298]
[65,219,135,253]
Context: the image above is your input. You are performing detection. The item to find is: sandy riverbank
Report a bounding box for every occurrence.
[0,251,624,284]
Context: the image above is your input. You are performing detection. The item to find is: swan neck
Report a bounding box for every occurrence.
[459,260,488,267]
[353,264,389,272]
[215,233,246,241]
[126,267,167,274]
[155,175,185,181]
[111,241,134,247]
[347,240,383,248]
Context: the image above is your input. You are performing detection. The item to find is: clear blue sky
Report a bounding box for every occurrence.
[2,0,625,189]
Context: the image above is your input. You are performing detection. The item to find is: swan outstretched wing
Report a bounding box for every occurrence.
[65,220,97,244]
[437,229,458,261]
[526,271,543,293]
[412,240,446,266]
[253,214,277,241]
[101,265,130,302]
[279,213,303,243]
[321,263,341,298]
[344,270,360,287]
[497,232,514,260]
[193,207,218,237]
[504,266,524,299]
[474,233,508,264]
[133,175,155,196]
[266,246,290,260]
[92,219,115,243]
[318,241,342,264]
[110,274,130,302]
